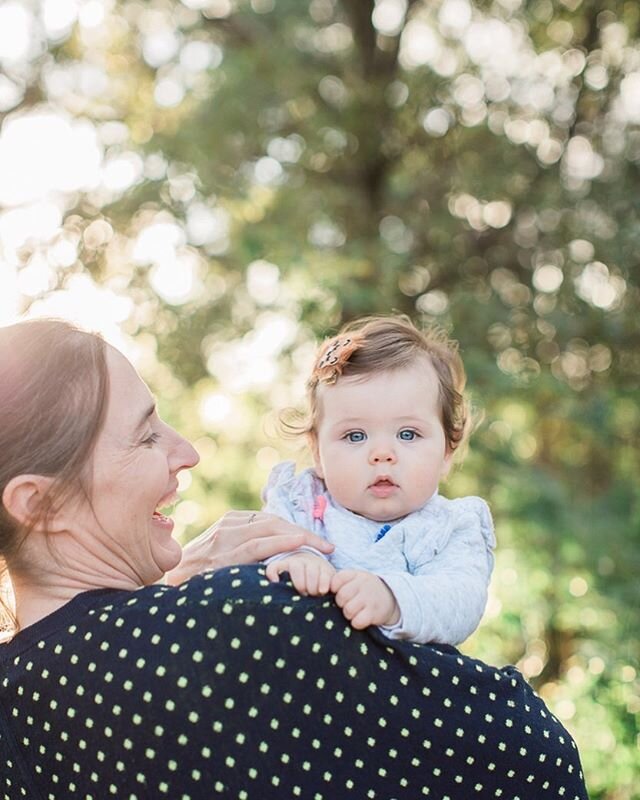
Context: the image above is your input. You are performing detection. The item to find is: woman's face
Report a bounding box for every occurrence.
[73,346,200,586]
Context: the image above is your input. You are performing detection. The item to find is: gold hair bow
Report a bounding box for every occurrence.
[311,333,364,385]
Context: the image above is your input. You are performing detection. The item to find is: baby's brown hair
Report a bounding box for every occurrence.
[302,315,471,455]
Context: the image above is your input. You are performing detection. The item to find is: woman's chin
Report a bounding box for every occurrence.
[151,525,183,578]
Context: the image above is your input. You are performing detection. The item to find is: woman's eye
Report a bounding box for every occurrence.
[142,432,161,446]
[398,429,417,441]
[346,431,366,443]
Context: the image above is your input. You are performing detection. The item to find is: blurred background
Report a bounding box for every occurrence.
[0,0,638,795]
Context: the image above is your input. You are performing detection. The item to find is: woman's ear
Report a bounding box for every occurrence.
[2,474,60,532]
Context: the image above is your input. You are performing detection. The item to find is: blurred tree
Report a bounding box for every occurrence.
[0,0,638,795]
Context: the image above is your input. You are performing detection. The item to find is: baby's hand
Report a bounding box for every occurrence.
[331,570,400,630]
[265,552,336,596]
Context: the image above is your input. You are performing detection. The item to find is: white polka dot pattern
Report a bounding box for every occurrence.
[0,565,588,799]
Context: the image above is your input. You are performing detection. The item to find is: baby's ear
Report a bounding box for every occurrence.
[440,446,455,479]
[307,432,324,479]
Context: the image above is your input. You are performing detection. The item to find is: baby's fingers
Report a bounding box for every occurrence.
[265,559,288,583]
[287,559,312,595]
[304,563,320,596]
[265,558,309,594]
[340,594,368,624]
[316,564,334,596]
[330,569,360,596]
[305,562,335,596]
[348,607,375,630]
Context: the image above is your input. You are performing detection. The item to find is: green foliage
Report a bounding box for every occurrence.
[5,0,639,795]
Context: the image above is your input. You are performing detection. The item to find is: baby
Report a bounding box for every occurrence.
[263,315,495,645]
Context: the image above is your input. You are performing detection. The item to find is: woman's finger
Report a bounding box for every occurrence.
[205,533,305,570]
[214,513,334,554]
[167,512,334,584]
[245,514,334,553]
[216,509,259,523]
[240,532,332,562]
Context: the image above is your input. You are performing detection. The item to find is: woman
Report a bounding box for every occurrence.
[0,319,588,799]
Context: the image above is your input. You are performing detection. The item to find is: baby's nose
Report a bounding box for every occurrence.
[369,446,397,464]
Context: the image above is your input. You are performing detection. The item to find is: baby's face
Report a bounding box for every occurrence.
[312,360,452,522]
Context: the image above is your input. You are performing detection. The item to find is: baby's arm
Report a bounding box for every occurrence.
[268,559,401,628]
[379,499,495,645]
[261,462,334,591]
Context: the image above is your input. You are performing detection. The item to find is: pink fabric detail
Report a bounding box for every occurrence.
[312,495,327,521]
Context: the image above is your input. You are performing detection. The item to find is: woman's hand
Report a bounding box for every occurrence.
[164,511,334,586]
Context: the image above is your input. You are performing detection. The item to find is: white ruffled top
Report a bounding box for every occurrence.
[262,461,496,646]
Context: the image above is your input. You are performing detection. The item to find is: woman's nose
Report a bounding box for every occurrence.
[169,430,201,471]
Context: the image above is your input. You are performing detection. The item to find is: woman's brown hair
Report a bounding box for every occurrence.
[0,319,109,635]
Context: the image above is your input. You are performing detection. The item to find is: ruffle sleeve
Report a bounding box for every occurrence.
[261,460,325,532]
[403,495,495,573]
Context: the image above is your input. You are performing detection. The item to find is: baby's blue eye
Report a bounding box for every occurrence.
[346,431,366,443]
[398,429,417,441]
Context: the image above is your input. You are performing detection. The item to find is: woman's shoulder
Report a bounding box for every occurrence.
[1,567,588,800]
[78,567,286,640]
[0,568,268,665]
[1,567,301,706]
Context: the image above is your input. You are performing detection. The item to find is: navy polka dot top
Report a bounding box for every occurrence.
[1,565,588,799]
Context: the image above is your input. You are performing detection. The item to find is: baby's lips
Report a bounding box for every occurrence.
[370,476,397,488]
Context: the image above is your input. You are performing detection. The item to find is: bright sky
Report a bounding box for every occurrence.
[0,0,634,334]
